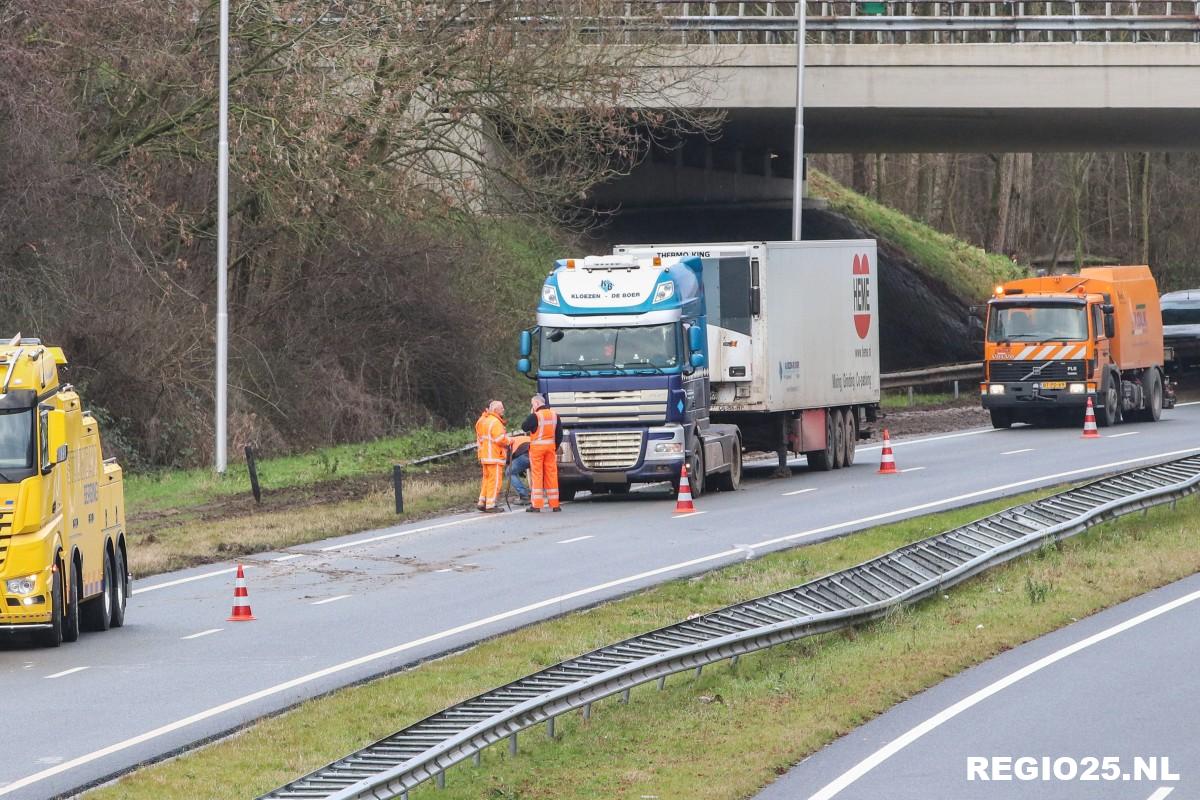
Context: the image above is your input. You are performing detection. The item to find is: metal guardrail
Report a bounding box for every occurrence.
[880,360,982,390]
[261,452,1200,800]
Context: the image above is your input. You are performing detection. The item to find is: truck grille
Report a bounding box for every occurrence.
[548,389,668,424]
[989,360,1085,382]
[0,510,10,569]
[574,431,643,470]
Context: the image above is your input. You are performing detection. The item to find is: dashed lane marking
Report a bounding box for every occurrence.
[311,595,351,606]
[319,516,484,552]
[273,554,303,562]
[902,467,926,473]
[557,535,593,544]
[672,511,709,519]
[1108,431,1140,439]
[134,566,241,596]
[181,629,222,641]
[1001,448,1034,455]
[44,667,88,680]
[783,488,818,497]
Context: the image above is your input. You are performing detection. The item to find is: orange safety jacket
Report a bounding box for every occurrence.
[508,434,531,460]
[475,411,509,465]
[530,407,559,448]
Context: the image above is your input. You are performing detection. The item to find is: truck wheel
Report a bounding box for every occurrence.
[712,439,743,492]
[559,485,577,503]
[1137,370,1163,422]
[989,409,1012,429]
[807,412,837,471]
[689,448,706,496]
[81,550,113,632]
[63,564,81,643]
[832,410,846,469]
[35,569,65,648]
[110,545,127,628]
[1095,374,1120,427]
[842,411,857,467]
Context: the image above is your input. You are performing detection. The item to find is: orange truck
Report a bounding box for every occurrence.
[979,266,1174,428]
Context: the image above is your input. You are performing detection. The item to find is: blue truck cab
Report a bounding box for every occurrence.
[517,254,741,500]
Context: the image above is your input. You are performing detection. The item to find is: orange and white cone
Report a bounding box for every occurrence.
[674,462,696,513]
[878,429,898,474]
[1082,396,1101,438]
[227,564,256,622]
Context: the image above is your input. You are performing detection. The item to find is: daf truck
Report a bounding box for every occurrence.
[0,337,129,646]
[516,241,881,499]
[980,266,1173,428]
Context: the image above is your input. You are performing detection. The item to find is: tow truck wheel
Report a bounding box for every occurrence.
[842,411,857,467]
[81,550,113,632]
[110,545,127,628]
[989,409,1013,429]
[1096,373,1120,427]
[35,568,65,648]
[62,563,81,643]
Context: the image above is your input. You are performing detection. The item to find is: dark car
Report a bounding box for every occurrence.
[1162,289,1200,370]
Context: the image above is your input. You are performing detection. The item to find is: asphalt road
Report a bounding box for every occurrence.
[755,572,1200,800]
[3,404,1200,799]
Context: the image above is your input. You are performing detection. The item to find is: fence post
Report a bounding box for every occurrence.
[393,465,404,514]
[954,380,960,400]
[245,446,261,504]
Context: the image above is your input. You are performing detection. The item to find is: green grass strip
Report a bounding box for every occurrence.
[86,490,1200,800]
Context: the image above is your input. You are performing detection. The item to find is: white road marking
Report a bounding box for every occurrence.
[311,595,351,606]
[783,488,818,497]
[806,587,1200,800]
[319,515,484,552]
[1001,448,1034,455]
[858,427,996,452]
[557,535,593,544]
[180,628,222,641]
[1176,400,1200,407]
[44,667,88,680]
[749,446,1200,551]
[134,566,241,596]
[672,511,708,519]
[435,568,454,573]
[1108,431,1140,439]
[273,554,302,562]
[11,444,1200,797]
[1146,788,1174,800]
[901,467,926,473]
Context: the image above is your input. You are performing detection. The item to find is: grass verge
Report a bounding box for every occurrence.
[809,170,1026,302]
[87,490,1200,800]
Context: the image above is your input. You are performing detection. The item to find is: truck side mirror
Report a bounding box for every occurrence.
[516,357,531,375]
[690,352,706,368]
[1104,313,1115,339]
[519,330,532,358]
[42,408,68,474]
[688,325,704,353]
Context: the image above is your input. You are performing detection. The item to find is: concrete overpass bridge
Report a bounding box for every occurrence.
[587,1,1200,212]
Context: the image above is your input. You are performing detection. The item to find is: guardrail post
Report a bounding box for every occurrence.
[245,446,262,504]
[908,386,915,406]
[547,715,556,739]
[731,654,740,668]
[393,465,404,514]
[509,732,518,756]
[436,770,445,789]
[657,675,666,689]
[583,701,592,720]
[694,664,704,678]
[621,688,631,704]
[473,752,481,766]
[954,380,960,400]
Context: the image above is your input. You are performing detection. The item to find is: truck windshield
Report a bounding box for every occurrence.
[1163,305,1200,326]
[540,324,680,371]
[988,303,1088,342]
[0,409,34,471]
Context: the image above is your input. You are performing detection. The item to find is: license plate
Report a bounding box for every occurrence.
[1041,381,1067,389]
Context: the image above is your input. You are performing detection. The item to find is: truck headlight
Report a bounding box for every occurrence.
[652,281,675,304]
[6,575,37,595]
[1069,383,1086,394]
[541,285,560,307]
[654,442,684,454]
[988,384,1006,395]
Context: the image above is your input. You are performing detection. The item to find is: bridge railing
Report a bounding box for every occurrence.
[603,1,1200,44]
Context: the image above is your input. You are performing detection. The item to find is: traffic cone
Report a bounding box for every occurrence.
[674,462,696,513]
[226,564,256,621]
[1082,396,1101,438]
[878,429,899,474]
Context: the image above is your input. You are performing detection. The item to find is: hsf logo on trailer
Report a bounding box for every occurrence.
[853,253,872,340]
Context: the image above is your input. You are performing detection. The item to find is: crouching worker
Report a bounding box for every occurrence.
[521,394,563,512]
[507,431,532,504]
[475,400,508,513]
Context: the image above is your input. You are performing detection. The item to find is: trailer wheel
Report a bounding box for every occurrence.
[110,545,127,628]
[807,412,837,471]
[842,411,857,467]
[712,438,743,492]
[81,549,113,632]
[35,567,65,648]
[1135,370,1163,422]
[832,410,846,469]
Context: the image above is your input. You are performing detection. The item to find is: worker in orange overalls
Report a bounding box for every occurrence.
[475,400,508,513]
[521,394,563,513]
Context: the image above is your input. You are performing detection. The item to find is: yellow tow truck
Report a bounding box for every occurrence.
[0,336,128,646]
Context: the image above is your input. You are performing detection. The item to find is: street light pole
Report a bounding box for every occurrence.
[215,0,229,473]
[791,0,806,242]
